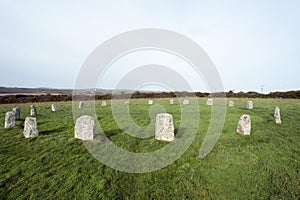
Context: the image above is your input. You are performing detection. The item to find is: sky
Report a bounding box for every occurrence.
[0,0,299,93]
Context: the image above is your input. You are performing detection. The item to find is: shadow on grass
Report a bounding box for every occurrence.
[16,120,53,128]
[104,127,186,139]
[104,129,123,138]
[39,127,68,135]
[175,127,187,138]
[36,121,49,125]
[0,173,20,189]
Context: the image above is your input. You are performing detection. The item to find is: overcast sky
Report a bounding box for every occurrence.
[0,0,299,93]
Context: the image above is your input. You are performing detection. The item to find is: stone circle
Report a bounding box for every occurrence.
[23,117,39,138]
[5,111,16,128]
[155,113,174,142]
[124,100,129,106]
[74,115,95,140]
[101,101,107,107]
[246,101,253,109]
[51,104,58,112]
[236,114,251,135]
[12,107,21,120]
[79,101,84,109]
[30,105,37,116]
[274,106,281,124]
[206,98,213,106]
[183,99,189,105]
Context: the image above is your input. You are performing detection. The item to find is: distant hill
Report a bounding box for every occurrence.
[0,86,299,104]
[0,87,72,95]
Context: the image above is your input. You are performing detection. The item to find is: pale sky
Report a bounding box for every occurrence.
[0,0,299,93]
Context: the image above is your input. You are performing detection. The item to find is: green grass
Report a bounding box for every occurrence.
[0,98,299,199]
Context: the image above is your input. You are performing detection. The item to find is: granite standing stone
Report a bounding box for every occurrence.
[51,104,58,112]
[101,101,107,107]
[228,100,234,107]
[155,113,174,142]
[79,101,84,109]
[148,100,153,105]
[74,115,95,140]
[236,114,251,135]
[183,99,189,105]
[274,106,281,124]
[206,98,213,106]
[246,101,253,109]
[169,99,174,105]
[5,111,16,128]
[23,117,39,138]
[124,100,129,106]
[30,105,37,116]
[12,107,21,120]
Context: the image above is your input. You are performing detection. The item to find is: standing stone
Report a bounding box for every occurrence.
[246,101,253,109]
[101,101,107,107]
[79,101,84,109]
[274,106,281,124]
[124,100,129,106]
[51,104,58,112]
[148,100,153,105]
[206,98,213,106]
[12,107,21,120]
[30,105,37,116]
[183,99,189,105]
[23,117,39,138]
[169,99,174,105]
[74,115,95,140]
[155,113,174,142]
[228,100,234,107]
[236,114,251,135]
[4,111,16,128]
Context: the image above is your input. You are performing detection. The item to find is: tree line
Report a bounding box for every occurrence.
[0,90,299,104]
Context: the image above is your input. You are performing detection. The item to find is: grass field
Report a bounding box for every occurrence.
[0,98,299,199]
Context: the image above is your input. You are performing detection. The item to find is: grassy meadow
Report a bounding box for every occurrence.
[0,98,299,199]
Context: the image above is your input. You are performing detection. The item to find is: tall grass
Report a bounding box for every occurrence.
[0,98,299,199]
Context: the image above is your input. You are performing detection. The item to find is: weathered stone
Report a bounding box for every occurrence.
[23,117,39,138]
[274,106,281,124]
[101,101,107,107]
[51,104,58,112]
[74,115,95,140]
[124,100,129,106]
[228,100,234,107]
[169,99,174,105]
[236,114,251,135]
[79,101,84,109]
[246,101,253,109]
[183,99,189,105]
[148,100,153,105]
[12,107,21,120]
[30,105,37,116]
[155,113,174,142]
[5,111,16,128]
[206,98,213,105]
